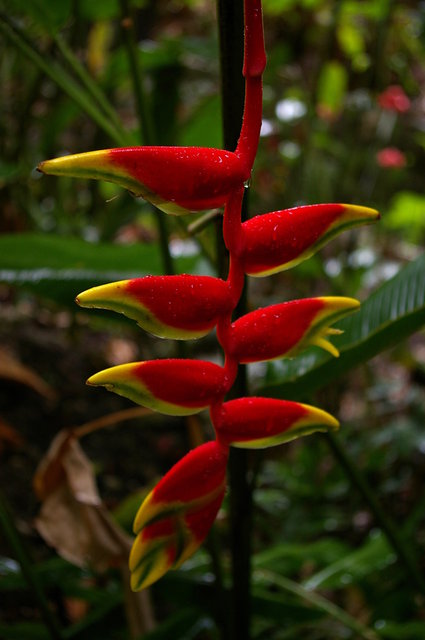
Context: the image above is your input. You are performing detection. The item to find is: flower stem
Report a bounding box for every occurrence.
[217,2,253,638]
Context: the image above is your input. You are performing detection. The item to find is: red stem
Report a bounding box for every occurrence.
[235,0,266,169]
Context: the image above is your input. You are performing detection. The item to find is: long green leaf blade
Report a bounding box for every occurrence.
[259,254,425,399]
[254,569,380,640]
[0,233,198,305]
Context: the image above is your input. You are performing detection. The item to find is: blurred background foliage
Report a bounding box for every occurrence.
[1,0,425,638]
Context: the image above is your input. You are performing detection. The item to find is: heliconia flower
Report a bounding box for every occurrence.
[211,397,339,449]
[37,147,250,215]
[226,296,359,362]
[239,203,380,276]
[76,275,234,340]
[130,441,228,590]
[86,359,232,416]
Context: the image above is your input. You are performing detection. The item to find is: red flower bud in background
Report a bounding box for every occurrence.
[378,85,410,113]
[226,296,359,362]
[77,275,234,339]
[239,203,379,276]
[212,397,339,449]
[130,441,228,590]
[87,359,233,415]
[376,147,407,169]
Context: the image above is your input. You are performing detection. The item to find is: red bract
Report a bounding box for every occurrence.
[211,397,339,448]
[39,0,380,592]
[226,297,359,362]
[130,441,228,590]
[87,359,234,416]
[38,147,249,215]
[77,275,234,339]
[240,203,379,276]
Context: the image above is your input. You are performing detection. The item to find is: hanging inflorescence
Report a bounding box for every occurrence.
[38,0,379,591]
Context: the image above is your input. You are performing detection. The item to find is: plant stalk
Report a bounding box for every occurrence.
[217,1,253,638]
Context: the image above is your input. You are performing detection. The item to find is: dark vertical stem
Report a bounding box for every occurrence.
[217,2,252,638]
[215,0,245,281]
[216,0,245,152]
[227,366,252,640]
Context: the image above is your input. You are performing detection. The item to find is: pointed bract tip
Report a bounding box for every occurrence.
[320,296,360,312]
[301,404,340,431]
[342,204,380,221]
[36,150,113,177]
[76,281,128,308]
[86,363,136,387]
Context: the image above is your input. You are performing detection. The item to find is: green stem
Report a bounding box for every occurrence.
[118,0,174,276]
[53,34,131,144]
[118,0,155,145]
[0,13,124,145]
[217,2,252,638]
[326,431,425,594]
[0,490,63,640]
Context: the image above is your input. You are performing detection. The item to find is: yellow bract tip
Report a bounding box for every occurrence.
[300,404,340,431]
[76,281,128,308]
[342,204,380,222]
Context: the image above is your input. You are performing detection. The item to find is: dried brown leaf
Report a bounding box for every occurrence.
[35,437,132,571]
[0,416,25,451]
[0,347,56,401]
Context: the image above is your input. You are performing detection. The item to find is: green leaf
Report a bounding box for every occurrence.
[252,587,323,624]
[384,191,425,242]
[258,253,425,400]
[7,0,72,35]
[179,95,223,149]
[137,608,216,640]
[253,538,350,576]
[0,622,49,639]
[254,570,380,640]
[378,620,425,639]
[316,61,348,119]
[0,233,198,305]
[302,530,395,591]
